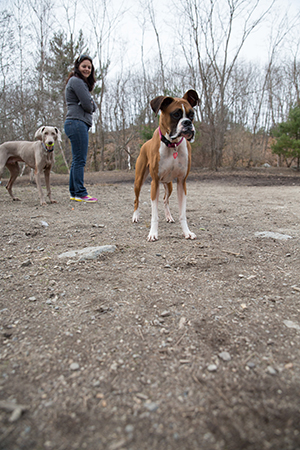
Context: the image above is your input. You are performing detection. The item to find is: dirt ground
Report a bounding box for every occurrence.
[1,167,300,450]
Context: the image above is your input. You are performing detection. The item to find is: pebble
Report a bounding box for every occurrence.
[160,310,171,317]
[218,351,231,362]
[266,366,277,375]
[207,364,218,372]
[28,297,36,302]
[255,231,292,240]
[58,245,117,260]
[283,320,300,331]
[110,362,118,372]
[144,402,159,412]
[125,424,134,433]
[20,260,32,267]
[246,361,256,369]
[70,363,80,371]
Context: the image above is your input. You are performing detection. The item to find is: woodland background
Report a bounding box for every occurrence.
[1,0,300,172]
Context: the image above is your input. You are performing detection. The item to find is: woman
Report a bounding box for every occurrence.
[64,55,98,202]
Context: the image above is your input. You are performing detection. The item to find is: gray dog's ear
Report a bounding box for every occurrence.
[34,126,45,141]
[55,128,62,143]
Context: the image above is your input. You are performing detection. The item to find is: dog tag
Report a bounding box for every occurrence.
[173,152,178,159]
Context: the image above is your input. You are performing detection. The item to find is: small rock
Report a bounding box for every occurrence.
[20,260,32,267]
[266,366,277,375]
[160,310,171,317]
[144,402,159,412]
[70,363,80,371]
[58,245,117,260]
[110,362,118,372]
[9,407,23,422]
[28,297,36,302]
[207,364,218,372]
[41,221,49,227]
[218,351,231,362]
[136,393,148,400]
[125,424,134,433]
[283,320,300,331]
[255,231,292,240]
[246,361,256,369]
[178,317,186,329]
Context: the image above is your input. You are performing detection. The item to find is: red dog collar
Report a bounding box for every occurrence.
[159,127,184,148]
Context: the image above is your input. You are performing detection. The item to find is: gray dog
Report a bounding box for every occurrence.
[0,126,61,205]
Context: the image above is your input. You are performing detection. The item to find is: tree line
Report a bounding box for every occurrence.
[1,0,300,172]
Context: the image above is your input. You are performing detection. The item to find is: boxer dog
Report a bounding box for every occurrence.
[132,89,199,241]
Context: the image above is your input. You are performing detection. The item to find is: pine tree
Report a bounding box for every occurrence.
[271,105,300,170]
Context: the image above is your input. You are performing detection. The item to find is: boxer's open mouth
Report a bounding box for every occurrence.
[179,129,194,141]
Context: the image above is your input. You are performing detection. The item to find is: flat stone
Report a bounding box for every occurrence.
[58,245,117,260]
[20,260,32,267]
[160,310,171,317]
[283,320,300,331]
[125,424,134,433]
[255,231,292,240]
[70,363,80,371]
[246,361,256,369]
[218,351,231,362]
[266,366,277,375]
[144,402,159,412]
[207,364,218,372]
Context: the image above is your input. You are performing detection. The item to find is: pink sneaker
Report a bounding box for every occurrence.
[75,195,98,203]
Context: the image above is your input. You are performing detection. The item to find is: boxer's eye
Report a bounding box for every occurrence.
[188,111,194,120]
[172,110,183,120]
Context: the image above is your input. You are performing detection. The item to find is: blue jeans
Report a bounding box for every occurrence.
[64,119,89,198]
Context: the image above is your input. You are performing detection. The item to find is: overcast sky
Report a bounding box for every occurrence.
[77,0,300,76]
[1,0,300,76]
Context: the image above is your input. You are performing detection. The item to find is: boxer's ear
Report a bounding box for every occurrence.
[150,96,174,116]
[183,90,199,108]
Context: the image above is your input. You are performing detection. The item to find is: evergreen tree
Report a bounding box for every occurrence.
[271,105,300,170]
[43,30,87,130]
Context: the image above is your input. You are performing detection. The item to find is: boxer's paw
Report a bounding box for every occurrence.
[165,214,175,223]
[147,233,158,242]
[132,211,139,223]
[184,230,196,240]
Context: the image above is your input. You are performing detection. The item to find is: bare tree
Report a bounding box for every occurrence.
[26,0,55,124]
[86,0,124,170]
[140,0,166,93]
[0,11,15,141]
[176,0,275,169]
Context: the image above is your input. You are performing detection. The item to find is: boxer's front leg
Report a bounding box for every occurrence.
[148,180,159,241]
[177,180,196,240]
[163,182,175,223]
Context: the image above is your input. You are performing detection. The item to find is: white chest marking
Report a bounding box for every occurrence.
[158,140,189,183]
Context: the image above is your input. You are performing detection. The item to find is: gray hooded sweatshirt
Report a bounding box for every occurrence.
[65,76,96,128]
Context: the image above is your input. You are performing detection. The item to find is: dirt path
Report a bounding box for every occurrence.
[1,169,300,450]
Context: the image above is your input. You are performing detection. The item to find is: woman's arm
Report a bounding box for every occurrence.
[72,77,96,113]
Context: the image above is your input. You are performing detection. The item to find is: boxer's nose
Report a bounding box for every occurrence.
[182,119,192,127]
